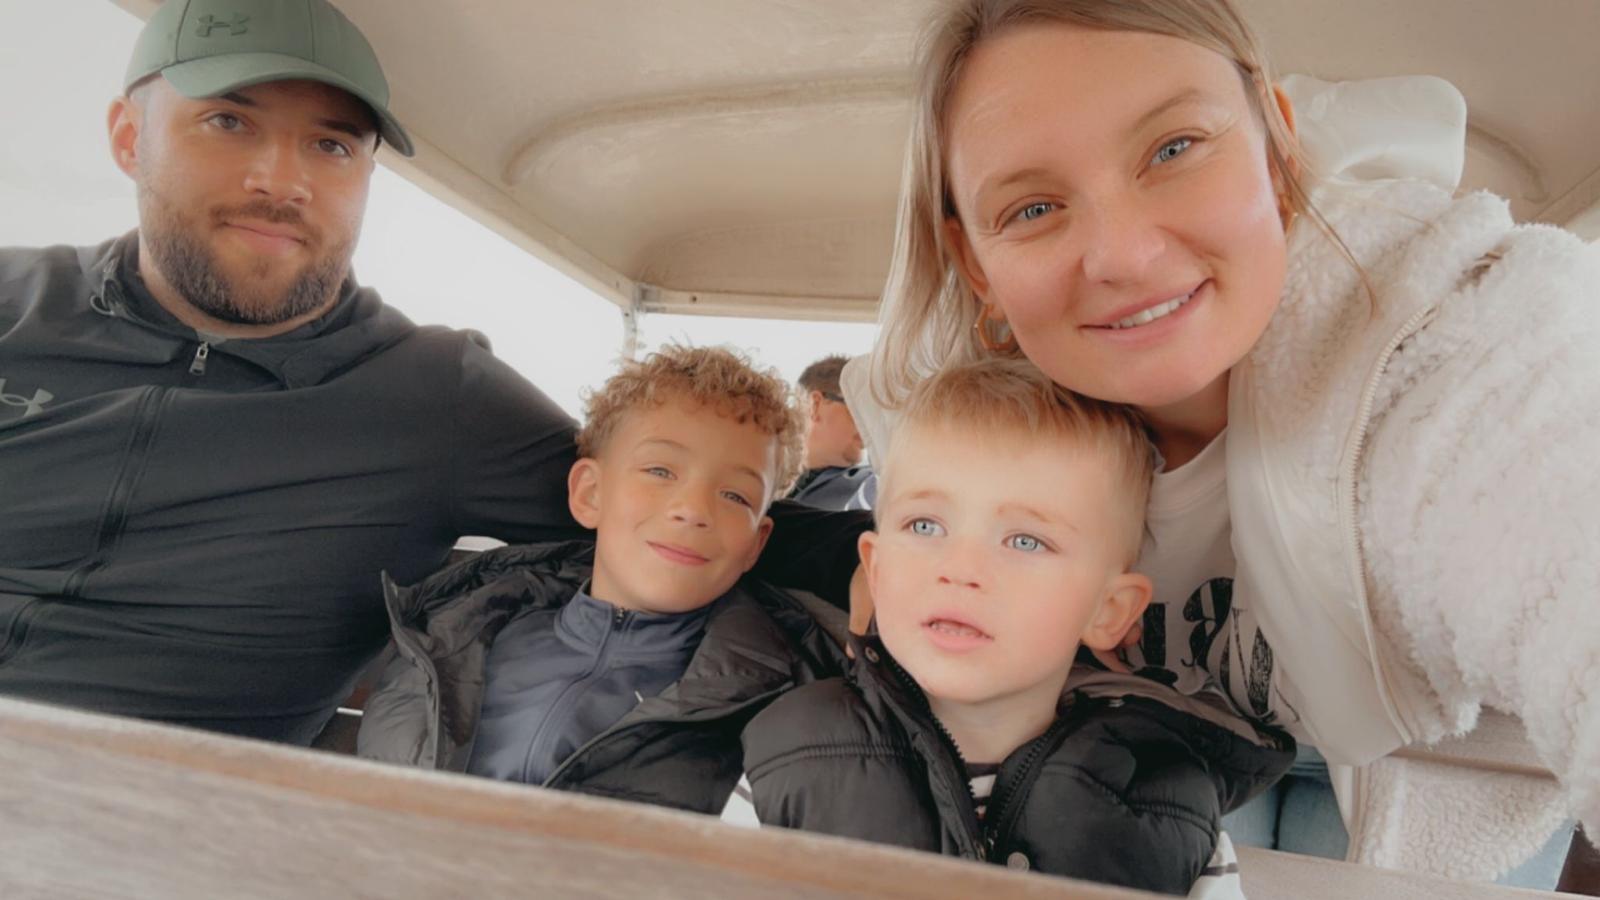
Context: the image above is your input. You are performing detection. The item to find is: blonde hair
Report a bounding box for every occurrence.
[886,357,1158,558]
[578,344,807,501]
[872,0,1345,408]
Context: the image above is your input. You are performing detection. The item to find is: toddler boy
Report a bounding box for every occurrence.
[740,358,1292,895]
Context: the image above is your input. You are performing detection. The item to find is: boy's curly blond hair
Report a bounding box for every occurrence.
[577,344,807,503]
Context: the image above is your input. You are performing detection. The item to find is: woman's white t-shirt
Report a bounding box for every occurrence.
[1127,432,1294,728]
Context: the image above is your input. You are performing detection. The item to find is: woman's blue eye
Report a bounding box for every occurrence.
[1015,202,1055,222]
[1006,534,1045,553]
[908,518,945,537]
[1152,137,1193,165]
[644,466,672,479]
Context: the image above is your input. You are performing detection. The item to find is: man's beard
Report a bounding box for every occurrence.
[138,183,354,327]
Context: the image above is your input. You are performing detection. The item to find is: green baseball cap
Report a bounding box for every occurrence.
[124,0,414,157]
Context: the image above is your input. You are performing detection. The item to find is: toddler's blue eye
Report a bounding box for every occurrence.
[1006,534,1044,552]
[908,518,945,537]
[1152,137,1192,165]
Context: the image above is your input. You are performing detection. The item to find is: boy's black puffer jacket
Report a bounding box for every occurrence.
[359,540,851,813]
[742,635,1294,895]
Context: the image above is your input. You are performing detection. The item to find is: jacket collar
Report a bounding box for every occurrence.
[847,633,958,747]
[556,583,720,659]
[849,632,1288,759]
[850,634,1292,826]
[383,540,596,628]
[617,582,815,722]
[383,539,837,725]
[81,231,417,388]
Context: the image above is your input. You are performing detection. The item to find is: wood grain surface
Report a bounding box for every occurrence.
[0,696,1148,899]
[0,696,1570,899]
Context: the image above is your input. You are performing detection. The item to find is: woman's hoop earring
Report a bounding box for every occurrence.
[974,304,1019,353]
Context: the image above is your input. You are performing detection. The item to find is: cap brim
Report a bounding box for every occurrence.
[162,52,414,157]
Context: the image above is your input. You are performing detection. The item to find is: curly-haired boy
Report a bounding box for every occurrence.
[359,345,847,813]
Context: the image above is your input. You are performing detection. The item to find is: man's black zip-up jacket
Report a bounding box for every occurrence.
[742,635,1294,895]
[0,235,867,744]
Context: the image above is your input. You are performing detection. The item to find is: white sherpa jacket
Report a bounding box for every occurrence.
[1236,174,1600,831]
[846,177,1600,842]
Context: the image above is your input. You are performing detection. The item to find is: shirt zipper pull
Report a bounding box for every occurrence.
[189,341,210,376]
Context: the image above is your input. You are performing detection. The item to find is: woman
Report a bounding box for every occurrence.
[845,0,1598,885]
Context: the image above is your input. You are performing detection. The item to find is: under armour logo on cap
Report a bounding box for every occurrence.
[124,0,415,156]
[0,378,53,419]
[196,13,250,37]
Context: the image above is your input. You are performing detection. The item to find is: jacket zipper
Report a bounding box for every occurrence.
[543,679,782,792]
[884,654,988,860]
[189,341,210,376]
[93,284,240,383]
[523,605,628,783]
[61,386,167,598]
[543,603,792,793]
[981,712,1074,861]
[1336,304,1438,746]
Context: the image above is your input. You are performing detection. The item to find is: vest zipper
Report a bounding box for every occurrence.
[1336,304,1438,746]
[189,341,210,376]
[62,386,168,598]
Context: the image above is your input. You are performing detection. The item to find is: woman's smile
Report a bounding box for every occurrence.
[1096,281,1206,330]
[1080,279,1213,348]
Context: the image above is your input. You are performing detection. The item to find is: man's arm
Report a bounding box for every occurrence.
[754,501,870,611]
[447,333,588,544]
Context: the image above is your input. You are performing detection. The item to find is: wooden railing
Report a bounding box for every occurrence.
[0,696,1576,899]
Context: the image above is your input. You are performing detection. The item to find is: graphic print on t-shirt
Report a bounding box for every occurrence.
[1182,577,1232,669]
[1133,577,1283,727]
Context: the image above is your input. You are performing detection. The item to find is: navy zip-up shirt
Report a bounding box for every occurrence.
[466,586,720,784]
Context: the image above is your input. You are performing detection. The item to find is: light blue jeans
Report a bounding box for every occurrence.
[1224,746,1571,889]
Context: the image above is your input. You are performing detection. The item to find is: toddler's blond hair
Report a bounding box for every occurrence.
[888,357,1157,560]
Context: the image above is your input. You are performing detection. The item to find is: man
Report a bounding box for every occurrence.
[0,0,582,746]
[788,355,876,511]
